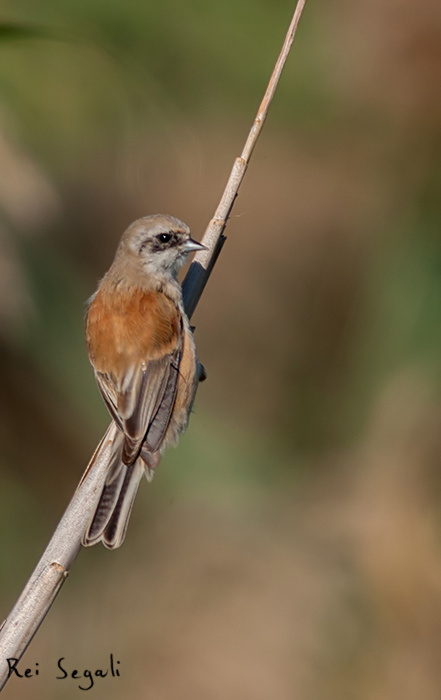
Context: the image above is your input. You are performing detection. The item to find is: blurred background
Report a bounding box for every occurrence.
[1,0,441,697]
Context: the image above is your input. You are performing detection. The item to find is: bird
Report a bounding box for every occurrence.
[82,214,205,549]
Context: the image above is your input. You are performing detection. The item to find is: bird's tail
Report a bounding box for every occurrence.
[82,432,159,549]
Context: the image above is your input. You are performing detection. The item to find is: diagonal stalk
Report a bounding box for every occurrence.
[0,1,308,689]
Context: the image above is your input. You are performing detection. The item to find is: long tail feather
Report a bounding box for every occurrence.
[82,471,125,547]
[82,433,162,549]
[102,460,145,549]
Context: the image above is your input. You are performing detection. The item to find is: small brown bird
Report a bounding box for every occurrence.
[82,214,205,549]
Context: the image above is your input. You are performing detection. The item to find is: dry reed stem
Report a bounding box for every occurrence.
[0,0,308,688]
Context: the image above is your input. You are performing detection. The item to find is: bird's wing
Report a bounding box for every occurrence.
[94,329,183,464]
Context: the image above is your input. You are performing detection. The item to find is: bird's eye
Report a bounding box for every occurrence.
[157,232,172,244]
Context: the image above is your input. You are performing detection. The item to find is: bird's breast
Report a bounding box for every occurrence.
[86,287,181,374]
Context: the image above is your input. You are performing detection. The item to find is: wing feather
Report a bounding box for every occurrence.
[93,321,183,465]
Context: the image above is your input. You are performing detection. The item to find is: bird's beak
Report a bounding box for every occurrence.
[183,237,206,252]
